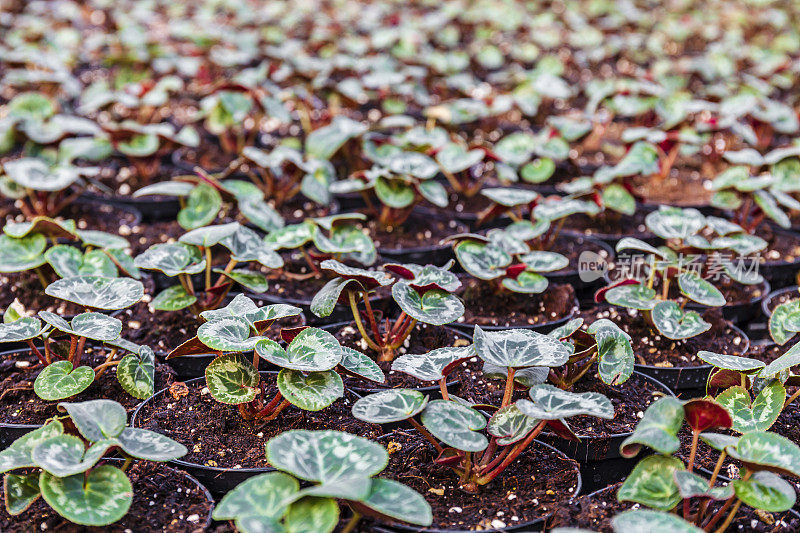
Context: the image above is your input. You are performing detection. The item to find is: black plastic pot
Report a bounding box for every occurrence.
[448,295,579,337]
[539,372,674,493]
[414,204,511,232]
[560,204,658,245]
[80,191,180,222]
[251,289,392,327]
[0,422,39,450]
[761,285,799,319]
[131,373,278,496]
[373,440,582,533]
[71,195,143,228]
[634,323,750,396]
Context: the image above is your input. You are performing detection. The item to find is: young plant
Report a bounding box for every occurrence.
[264,213,378,279]
[310,259,464,361]
[446,226,569,295]
[166,295,385,420]
[433,139,487,197]
[330,151,448,227]
[768,288,800,346]
[618,396,800,532]
[354,327,612,492]
[489,129,570,186]
[0,399,186,526]
[134,222,283,316]
[198,89,264,154]
[475,187,599,232]
[214,430,432,532]
[0,276,152,400]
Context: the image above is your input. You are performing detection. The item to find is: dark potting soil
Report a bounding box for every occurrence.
[0,270,88,316]
[0,461,213,533]
[369,215,467,251]
[135,383,383,469]
[457,279,577,327]
[757,225,800,264]
[376,430,581,530]
[0,345,175,425]
[546,482,800,532]
[549,233,612,273]
[562,209,652,239]
[120,299,305,355]
[748,342,798,369]
[0,200,139,235]
[580,307,747,367]
[333,322,470,390]
[764,288,799,314]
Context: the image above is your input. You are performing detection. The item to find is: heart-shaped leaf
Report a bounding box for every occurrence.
[239,198,285,233]
[204,354,260,404]
[0,316,44,342]
[265,221,316,250]
[266,430,388,484]
[34,361,94,400]
[45,246,117,278]
[588,319,634,385]
[339,347,385,383]
[214,268,269,293]
[114,427,187,461]
[255,328,342,372]
[151,285,197,311]
[502,270,549,293]
[0,421,64,473]
[683,398,733,432]
[392,283,464,326]
[39,311,121,341]
[45,276,144,310]
[420,400,488,452]
[517,384,614,420]
[40,465,132,526]
[0,234,47,272]
[678,272,725,307]
[277,369,344,411]
[769,300,800,345]
[116,348,155,400]
[3,158,80,191]
[198,317,261,352]
[3,218,76,240]
[617,455,683,511]
[375,177,415,208]
[697,351,765,372]
[726,431,800,477]
[673,470,733,501]
[487,405,539,445]
[352,389,429,424]
[605,283,658,311]
[32,435,113,476]
[221,225,284,268]
[179,222,240,247]
[645,207,706,239]
[177,183,222,229]
[4,472,40,515]
[354,477,432,526]
[717,382,784,433]
[482,187,540,207]
[453,240,511,280]
[733,471,796,512]
[134,243,206,277]
[620,397,684,458]
[58,400,127,441]
[391,346,474,381]
[519,251,569,273]
[651,301,711,340]
[305,117,367,160]
[213,472,299,522]
[611,510,703,533]
[763,342,800,377]
[200,296,301,328]
[474,326,570,368]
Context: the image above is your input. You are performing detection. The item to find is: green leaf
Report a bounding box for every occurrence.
[179,222,240,247]
[116,349,155,400]
[0,421,64,473]
[375,177,415,209]
[436,143,484,173]
[517,384,614,420]
[673,470,733,501]
[519,251,569,272]
[39,311,122,341]
[177,183,222,230]
[266,430,388,484]
[504,272,545,295]
[59,399,127,441]
[118,133,159,157]
[391,346,474,381]
[352,389,429,424]
[310,278,355,318]
[213,472,299,521]
[134,242,206,277]
[133,181,194,198]
[305,117,367,160]
[255,328,343,372]
[277,369,343,411]
[763,342,800,377]
[391,283,464,326]
[474,326,570,368]
[214,268,269,293]
[0,233,47,272]
[620,397,684,458]
[151,285,197,311]
[114,427,187,461]
[645,207,705,240]
[717,382,785,433]
[420,400,488,452]
[31,435,113,476]
[605,284,658,311]
[602,183,636,215]
[239,199,285,233]
[487,405,539,445]
[0,316,44,342]
[198,316,261,352]
[4,472,40,515]
[40,465,132,526]
[611,510,703,533]
[222,226,283,268]
[45,276,144,310]
[453,240,511,280]
[339,347,385,383]
[204,354,260,404]
[754,190,791,229]
[617,455,683,511]
[300,162,334,205]
[733,471,796,512]
[520,158,555,184]
[284,496,339,533]
[589,319,634,385]
[34,361,94,400]
[769,300,800,345]
[696,351,765,372]
[677,272,725,307]
[417,179,448,207]
[727,431,800,477]
[355,478,432,526]
[651,301,711,340]
[3,158,80,191]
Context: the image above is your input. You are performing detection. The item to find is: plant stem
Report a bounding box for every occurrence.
[697,451,728,523]
[361,291,382,341]
[478,421,545,485]
[340,512,361,533]
[33,267,49,289]
[67,335,78,365]
[204,247,213,291]
[703,471,751,532]
[687,430,700,473]
[26,340,47,366]
[785,388,800,408]
[348,291,382,352]
[501,367,516,408]
[439,377,450,401]
[409,418,443,453]
[713,499,743,533]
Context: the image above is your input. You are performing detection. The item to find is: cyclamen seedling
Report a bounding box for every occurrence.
[310,259,464,361]
[0,399,186,526]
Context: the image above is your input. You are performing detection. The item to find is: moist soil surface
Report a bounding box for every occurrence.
[457,279,577,327]
[546,482,800,532]
[763,287,798,314]
[580,307,747,367]
[331,322,470,390]
[369,214,467,251]
[1,199,139,235]
[0,461,213,533]
[371,430,581,530]
[562,209,654,239]
[549,233,613,273]
[757,225,800,264]
[0,345,175,425]
[135,381,383,469]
